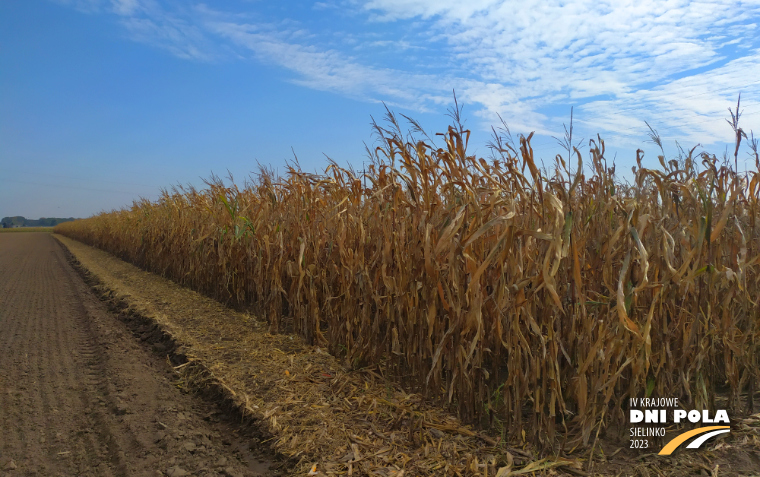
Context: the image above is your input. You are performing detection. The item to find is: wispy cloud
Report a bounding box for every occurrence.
[357,0,760,144]
[120,14,215,60]
[111,0,141,16]
[54,0,760,151]
[205,19,449,110]
[579,53,760,147]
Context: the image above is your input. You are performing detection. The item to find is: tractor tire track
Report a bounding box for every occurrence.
[0,233,275,477]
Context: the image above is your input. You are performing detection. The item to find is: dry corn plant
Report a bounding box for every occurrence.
[57,109,760,451]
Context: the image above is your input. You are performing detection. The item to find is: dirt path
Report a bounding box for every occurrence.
[0,233,275,477]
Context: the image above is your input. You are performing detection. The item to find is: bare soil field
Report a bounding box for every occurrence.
[0,233,274,476]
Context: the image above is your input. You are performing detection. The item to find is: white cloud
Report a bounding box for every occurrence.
[121,15,214,60]
[111,0,141,15]
[579,53,760,147]
[54,0,760,152]
[206,20,445,110]
[359,0,760,140]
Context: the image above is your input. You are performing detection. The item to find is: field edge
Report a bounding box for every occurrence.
[52,234,293,474]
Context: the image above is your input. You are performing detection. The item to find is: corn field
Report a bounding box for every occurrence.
[56,112,760,448]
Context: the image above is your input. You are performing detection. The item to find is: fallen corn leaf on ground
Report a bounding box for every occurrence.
[55,234,551,476]
[55,234,760,476]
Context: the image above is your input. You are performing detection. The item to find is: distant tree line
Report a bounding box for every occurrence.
[1,216,77,228]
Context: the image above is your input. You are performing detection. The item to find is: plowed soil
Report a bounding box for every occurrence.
[0,233,274,477]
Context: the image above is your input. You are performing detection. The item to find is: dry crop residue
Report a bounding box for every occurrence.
[0,233,274,476]
[49,233,760,476]
[52,234,543,476]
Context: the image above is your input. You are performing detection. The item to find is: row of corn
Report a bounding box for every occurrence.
[56,117,760,448]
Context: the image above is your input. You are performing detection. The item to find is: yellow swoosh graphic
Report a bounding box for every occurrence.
[658,426,730,455]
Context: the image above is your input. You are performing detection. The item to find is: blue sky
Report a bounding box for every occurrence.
[2,0,760,219]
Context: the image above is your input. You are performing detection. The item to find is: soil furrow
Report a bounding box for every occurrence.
[0,233,276,476]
